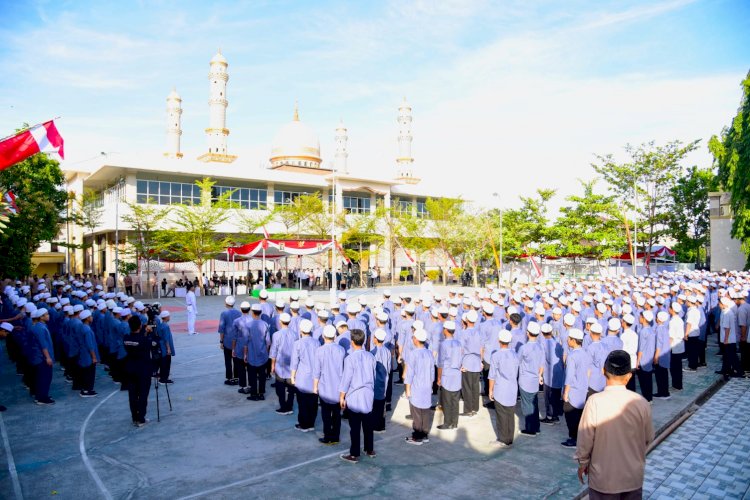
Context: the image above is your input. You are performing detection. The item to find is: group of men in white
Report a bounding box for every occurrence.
[216,269,749,464]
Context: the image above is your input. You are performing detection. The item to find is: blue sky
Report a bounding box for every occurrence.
[1,0,748,207]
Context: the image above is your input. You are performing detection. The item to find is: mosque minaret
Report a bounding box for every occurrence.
[198,49,236,163]
[164,88,183,158]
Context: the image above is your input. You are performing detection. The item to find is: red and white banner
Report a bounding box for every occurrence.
[3,191,18,214]
[335,241,352,265]
[394,236,415,264]
[524,247,543,278]
[0,120,64,171]
[227,238,333,260]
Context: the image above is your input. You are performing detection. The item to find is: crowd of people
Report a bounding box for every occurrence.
[216,269,749,477]
[0,277,174,426]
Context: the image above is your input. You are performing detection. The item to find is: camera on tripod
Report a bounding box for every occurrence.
[143,303,162,361]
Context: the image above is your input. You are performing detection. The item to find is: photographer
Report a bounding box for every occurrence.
[157,310,174,384]
[123,316,153,427]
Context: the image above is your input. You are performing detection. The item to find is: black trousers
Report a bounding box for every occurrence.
[159,356,171,383]
[543,385,562,418]
[372,398,386,431]
[481,362,490,397]
[699,338,707,365]
[34,362,52,400]
[741,341,750,373]
[686,337,700,369]
[440,387,460,427]
[721,342,742,376]
[409,403,433,440]
[461,371,481,413]
[80,363,96,392]
[247,364,266,395]
[128,374,151,423]
[493,402,515,445]
[348,410,374,457]
[654,365,670,397]
[564,402,583,440]
[110,355,124,383]
[275,377,295,411]
[670,352,683,390]
[223,347,234,380]
[233,357,247,388]
[320,400,342,442]
[385,369,394,405]
[297,391,318,429]
[636,369,653,402]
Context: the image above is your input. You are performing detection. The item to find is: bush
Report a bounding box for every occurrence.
[452,267,463,277]
[426,269,440,281]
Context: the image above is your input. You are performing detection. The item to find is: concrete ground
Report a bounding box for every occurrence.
[0,286,729,499]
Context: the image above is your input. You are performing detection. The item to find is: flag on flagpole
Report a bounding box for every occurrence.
[262,225,270,238]
[524,247,543,278]
[3,191,18,214]
[394,236,415,264]
[335,241,351,265]
[0,120,64,171]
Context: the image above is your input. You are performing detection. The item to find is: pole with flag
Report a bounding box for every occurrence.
[0,120,64,170]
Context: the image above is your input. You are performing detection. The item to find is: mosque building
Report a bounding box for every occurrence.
[51,50,446,283]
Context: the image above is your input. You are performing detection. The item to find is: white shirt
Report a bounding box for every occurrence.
[669,315,685,353]
[685,306,701,338]
[186,290,197,313]
[720,306,737,344]
[620,328,638,369]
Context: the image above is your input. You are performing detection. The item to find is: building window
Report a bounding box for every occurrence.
[342,196,371,214]
[396,200,412,216]
[136,179,266,209]
[274,190,311,206]
[416,200,428,218]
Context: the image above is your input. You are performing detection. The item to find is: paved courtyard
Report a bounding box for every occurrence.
[0,287,732,499]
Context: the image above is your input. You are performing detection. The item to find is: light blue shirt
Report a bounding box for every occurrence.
[314,342,346,404]
[489,348,519,407]
[405,347,435,409]
[565,348,591,409]
[438,338,463,392]
[339,349,376,414]
[291,336,318,393]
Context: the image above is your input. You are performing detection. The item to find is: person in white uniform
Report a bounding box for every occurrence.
[185,282,198,335]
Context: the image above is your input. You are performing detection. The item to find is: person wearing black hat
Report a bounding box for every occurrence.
[575,350,654,500]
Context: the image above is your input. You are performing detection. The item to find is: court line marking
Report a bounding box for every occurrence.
[0,412,23,499]
[79,389,119,500]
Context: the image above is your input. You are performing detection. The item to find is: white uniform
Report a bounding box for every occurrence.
[186,290,198,334]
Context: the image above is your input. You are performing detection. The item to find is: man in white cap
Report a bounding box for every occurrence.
[371,328,391,433]
[636,311,656,402]
[518,321,544,436]
[585,323,607,398]
[29,308,55,405]
[271,313,296,414]
[338,329,376,463]
[668,303,685,390]
[437,321,462,430]
[77,309,99,397]
[684,296,702,371]
[488,329,519,448]
[218,296,241,385]
[718,296,742,380]
[232,302,253,394]
[459,309,483,418]
[291,319,318,431]
[621,314,639,392]
[314,324,346,445]
[653,311,672,399]
[540,323,564,424]
[405,328,435,445]
[185,282,198,335]
[246,304,270,401]
[157,310,174,385]
[562,328,590,448]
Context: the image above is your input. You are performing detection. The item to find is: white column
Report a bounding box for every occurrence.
[165,88,183,158]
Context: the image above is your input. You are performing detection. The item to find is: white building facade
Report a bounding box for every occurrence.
[709,191,747,272]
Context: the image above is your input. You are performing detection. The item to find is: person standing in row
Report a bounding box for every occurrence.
[371,329,391,433]
[271,313,296,415]
[30,309,55,405]
[123,316,152,427]
[246,304,270,401]
[291,319,318,432]
[636,311,655,403]
[314,325,345,445]
[339,329,376,463]
[562,328,590,448]
[517,322,544,437]
[541,323,564,424]
[459,310,482,418]
[653,311,672,399]
[219,296,241,385]
[157,311,174,385]
[233,303,253,395]
[77,310,99,397]
[437,321,462,430]
[405,328,435,445]
[488,329,518,449]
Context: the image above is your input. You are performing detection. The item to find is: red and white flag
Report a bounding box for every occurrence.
[524,247,543,278]
[262,225,270,238]
[3,191,18,214]
[0,120,64,171]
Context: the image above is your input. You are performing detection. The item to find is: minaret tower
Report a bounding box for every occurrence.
[395,97,419,184]
[198,49,237,163]
[164,88,183,158]
[334,119,349,174]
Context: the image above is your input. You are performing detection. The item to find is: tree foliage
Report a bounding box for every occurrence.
[710,70,750,263]
[0,153,67,277]
[501,188,556,258]
[667,166,717,265]
[593,140,699,270]
[424,197,463,284]
[154,178,232,289]
[551,180,625,261]
[273,193,332,239]
[73,189,104,273]
[121,199,170,296]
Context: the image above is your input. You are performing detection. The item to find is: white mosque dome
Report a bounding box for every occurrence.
[269,106,322,168]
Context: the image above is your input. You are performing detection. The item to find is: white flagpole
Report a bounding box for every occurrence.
[262,242,267,289]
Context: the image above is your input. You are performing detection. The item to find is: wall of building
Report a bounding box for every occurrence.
[710,217,746,271]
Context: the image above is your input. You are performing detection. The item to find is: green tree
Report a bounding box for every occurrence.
[274,193,330,238]
[0,153,67,277]
[551,180,625,269]
[424,197,463,285]
[593,140,699,272]
[501,188,556,258]
[121,199,170,297]
[375,199,419,285]
[154,178,232,292]
[341,211,384,284]
[73,189,104,274]
[455,209,494,287]
[710,70,750,264]
[667,166,717,265]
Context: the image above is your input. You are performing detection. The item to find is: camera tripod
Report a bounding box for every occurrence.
[153,374,173,422]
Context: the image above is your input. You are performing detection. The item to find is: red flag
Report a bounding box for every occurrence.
[3,191,18,214]
[0,120,64,170]
[524,247,543,278]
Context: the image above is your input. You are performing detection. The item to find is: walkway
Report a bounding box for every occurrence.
[644,378,750,499]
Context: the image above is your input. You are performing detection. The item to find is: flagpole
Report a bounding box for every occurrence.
[262,242,266,289]
[330,167,337,306]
